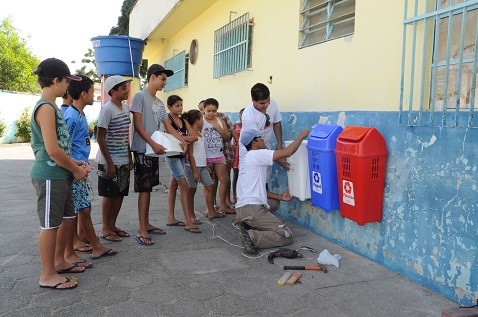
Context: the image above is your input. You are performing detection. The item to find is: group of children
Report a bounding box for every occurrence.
[30,55,311,290]
[29,58,246,289]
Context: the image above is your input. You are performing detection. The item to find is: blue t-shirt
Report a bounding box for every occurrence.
[64,105,91,162]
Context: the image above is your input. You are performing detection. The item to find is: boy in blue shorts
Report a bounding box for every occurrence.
[30,58,89,289]
[64,75,117,261]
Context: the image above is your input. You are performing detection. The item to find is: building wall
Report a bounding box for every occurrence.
[136,0,403,112]
[130,0,478,305]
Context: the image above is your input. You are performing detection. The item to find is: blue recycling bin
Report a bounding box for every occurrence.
[307,124,343,212]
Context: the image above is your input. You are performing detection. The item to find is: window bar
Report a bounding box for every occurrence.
[299,0,310,48]
[325,0,333,40]
[408,0,420,125]
[399,0,409,125]
[441,10,454,126]
[418,0,431,125]
[467,11,478,127]
[454,8,467,126]
[429,5,441,126]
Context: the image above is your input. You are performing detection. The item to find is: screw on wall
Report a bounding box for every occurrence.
[268,75,273,84]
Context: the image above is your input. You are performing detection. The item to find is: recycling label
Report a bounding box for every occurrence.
[342,180,355,206]
[312,171,322,194]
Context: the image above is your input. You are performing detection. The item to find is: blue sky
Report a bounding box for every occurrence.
[2,0,125,72]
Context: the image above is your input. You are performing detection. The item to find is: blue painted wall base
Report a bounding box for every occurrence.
[229,110,477,305]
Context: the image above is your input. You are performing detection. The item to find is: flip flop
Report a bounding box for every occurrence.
[135,235,154,246]
[74,244,93,253]
[74,260,93,269]
[193,219,203,225]
[113,229,130,237]
[166,221,186,227]
[205,212,226,221]
[39,277,77,290]
[90,248,118,260]
[147,227,166,235]
[100,233,122,242]
[57,263,85,274]
[184,227,202,234]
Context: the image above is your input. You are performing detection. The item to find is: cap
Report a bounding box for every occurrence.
[34,58,82,81]
[241,129,260,147]
[104,75,133,94]
[147,64,174,79]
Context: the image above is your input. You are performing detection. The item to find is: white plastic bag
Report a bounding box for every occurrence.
[317,249,341,268]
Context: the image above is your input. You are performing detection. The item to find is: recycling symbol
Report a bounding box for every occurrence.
[344,182,352,194]
[313,172,320,183]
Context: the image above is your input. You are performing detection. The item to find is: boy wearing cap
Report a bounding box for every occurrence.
[96,75,133,243]
[130,64,175,246]
[235,128,309,254]
[30,57,89,289]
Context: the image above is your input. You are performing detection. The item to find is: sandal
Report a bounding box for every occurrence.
[100,233,122,242]
[73,244,93,253]
[184,227,202,234]
[113,228,130,237]
[135,235,154,246]
[39,277,77,290]
[56,263,85,274]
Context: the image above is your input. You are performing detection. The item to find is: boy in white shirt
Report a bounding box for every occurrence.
[235,128,309,254]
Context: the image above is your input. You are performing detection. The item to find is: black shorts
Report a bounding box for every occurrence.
[97,164,130,197]
[133,152,159,192]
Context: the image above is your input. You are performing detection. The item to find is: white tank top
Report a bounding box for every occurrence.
[201,116,224,159]
[186,134,207,167]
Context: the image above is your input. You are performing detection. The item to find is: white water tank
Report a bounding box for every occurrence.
[284,140,310,201]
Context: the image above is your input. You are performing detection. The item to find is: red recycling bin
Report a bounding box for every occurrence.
[334,126,387,226]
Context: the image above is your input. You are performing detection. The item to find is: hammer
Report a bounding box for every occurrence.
[283,265,328,273]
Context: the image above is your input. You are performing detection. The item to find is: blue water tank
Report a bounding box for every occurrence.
[307,124,343,212]
[91,35,145,77]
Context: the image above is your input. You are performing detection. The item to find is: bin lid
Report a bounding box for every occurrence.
[309,124,341,139]
[337,126,371,141]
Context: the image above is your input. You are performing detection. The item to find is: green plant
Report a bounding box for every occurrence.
[0,118,6,138]
[15,107,31,142]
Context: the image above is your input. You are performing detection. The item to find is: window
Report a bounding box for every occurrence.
[400,0,478,128]
[164,50,188,92]
[299,0,355,48]
[213,13,253,78]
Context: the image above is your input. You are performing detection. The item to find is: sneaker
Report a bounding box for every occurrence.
[239,222,258,254]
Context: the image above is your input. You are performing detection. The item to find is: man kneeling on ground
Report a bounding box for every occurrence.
[235,128,309,254]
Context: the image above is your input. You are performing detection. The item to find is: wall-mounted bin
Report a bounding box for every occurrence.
[335,126,387,226]
[307,124,343,212]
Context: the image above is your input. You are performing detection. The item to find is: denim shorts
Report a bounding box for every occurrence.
[165,156,186,180]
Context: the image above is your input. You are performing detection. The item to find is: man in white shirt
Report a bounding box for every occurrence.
[239,83,290,176]
[235,128,309,254]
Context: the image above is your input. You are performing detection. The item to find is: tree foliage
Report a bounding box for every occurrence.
[0,17,40,93]
[109,0,137,36]
[15,107,31,142]
[74,48,100,83]
[109,0,148,79]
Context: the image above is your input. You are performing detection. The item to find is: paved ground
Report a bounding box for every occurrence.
[0,143,456,316]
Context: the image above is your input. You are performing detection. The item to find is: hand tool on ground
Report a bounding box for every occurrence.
[268,248,303,264]
[277,272,293,286]
[286,272,302,285]
[283,264,328,273]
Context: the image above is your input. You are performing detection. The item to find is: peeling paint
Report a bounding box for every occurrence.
[272,111,478,306]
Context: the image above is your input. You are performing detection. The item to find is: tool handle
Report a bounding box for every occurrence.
[283,266,305,270]
[284,266,324,271]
